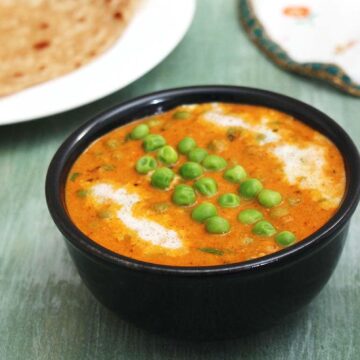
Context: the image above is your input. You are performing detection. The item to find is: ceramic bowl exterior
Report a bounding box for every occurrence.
[46,86,360,339]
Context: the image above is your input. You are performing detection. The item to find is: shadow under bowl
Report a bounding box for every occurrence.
[45,86,360,340]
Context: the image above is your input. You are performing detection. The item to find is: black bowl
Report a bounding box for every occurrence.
[46,86,360,339]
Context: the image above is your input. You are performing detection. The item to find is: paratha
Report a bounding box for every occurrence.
[0,0,137,97]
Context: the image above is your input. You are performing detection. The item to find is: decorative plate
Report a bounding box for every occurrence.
[239,0,360,96]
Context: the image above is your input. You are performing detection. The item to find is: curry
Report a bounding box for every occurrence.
[65,103,345,266]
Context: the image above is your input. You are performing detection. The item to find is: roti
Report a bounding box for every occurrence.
[0,0,137,97]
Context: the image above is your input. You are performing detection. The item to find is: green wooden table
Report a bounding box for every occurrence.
[1,1,359,358]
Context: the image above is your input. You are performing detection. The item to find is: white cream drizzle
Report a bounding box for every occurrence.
[272,144,342,207]
[202,104,342,207]
[203,108,280,144]
[91,183,183,250]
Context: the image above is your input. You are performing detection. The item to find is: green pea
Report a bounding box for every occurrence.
[150,167,174,189]
[237,209,263,224]
[239,178,263,198]
[202,155,227,171]
[177,137,197,154]
[157,145,178,165]
[218,193,240,208]
[173,111,191,119]
[258,189,283,208]
[172,184,196,206]
[224,165,247,183]
[205,216,230,234]
[275,231,296,246]
[179,162,203,180]
[191,202,218,223]
[143,134,166,152]
[252,220,276,236]
[135,156,157,174]
[130,124,149,140]
[188,148,208,163]
[194,177,218,197]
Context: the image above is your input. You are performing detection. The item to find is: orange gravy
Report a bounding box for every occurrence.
[65,103,345,266]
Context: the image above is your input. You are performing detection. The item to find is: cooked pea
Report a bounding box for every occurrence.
[172,184,196,206]
[239,178,263,198]
[224,165,247,183]
[202,155,227,171]
[157,145,178,165]
[150,167,174,189]
[188,148,208,163]
[135,156,157,174]
[130,124,149,140]
[275,231,296,246]
[205,216,230,234]
[177,137,197,154]
[258,189,282,208]
[191,202,218,223]
[252,220,276,236]
[194,177,218,197]
[173,111,191,119]
[238,209,263,224]
[218,193,240,208]
[179,162,203,180]
[143,134,166,152]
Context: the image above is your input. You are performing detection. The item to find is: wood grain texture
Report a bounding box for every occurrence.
[0,1,359,359]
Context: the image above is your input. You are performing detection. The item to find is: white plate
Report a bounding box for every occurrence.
[0,0,196,125]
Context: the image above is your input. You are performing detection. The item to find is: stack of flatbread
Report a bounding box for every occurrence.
[0,0,137,97]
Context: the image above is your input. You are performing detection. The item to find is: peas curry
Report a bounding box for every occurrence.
[65,103,345,266]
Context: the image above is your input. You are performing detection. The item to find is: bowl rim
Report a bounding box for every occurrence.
[45,85,360,276]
